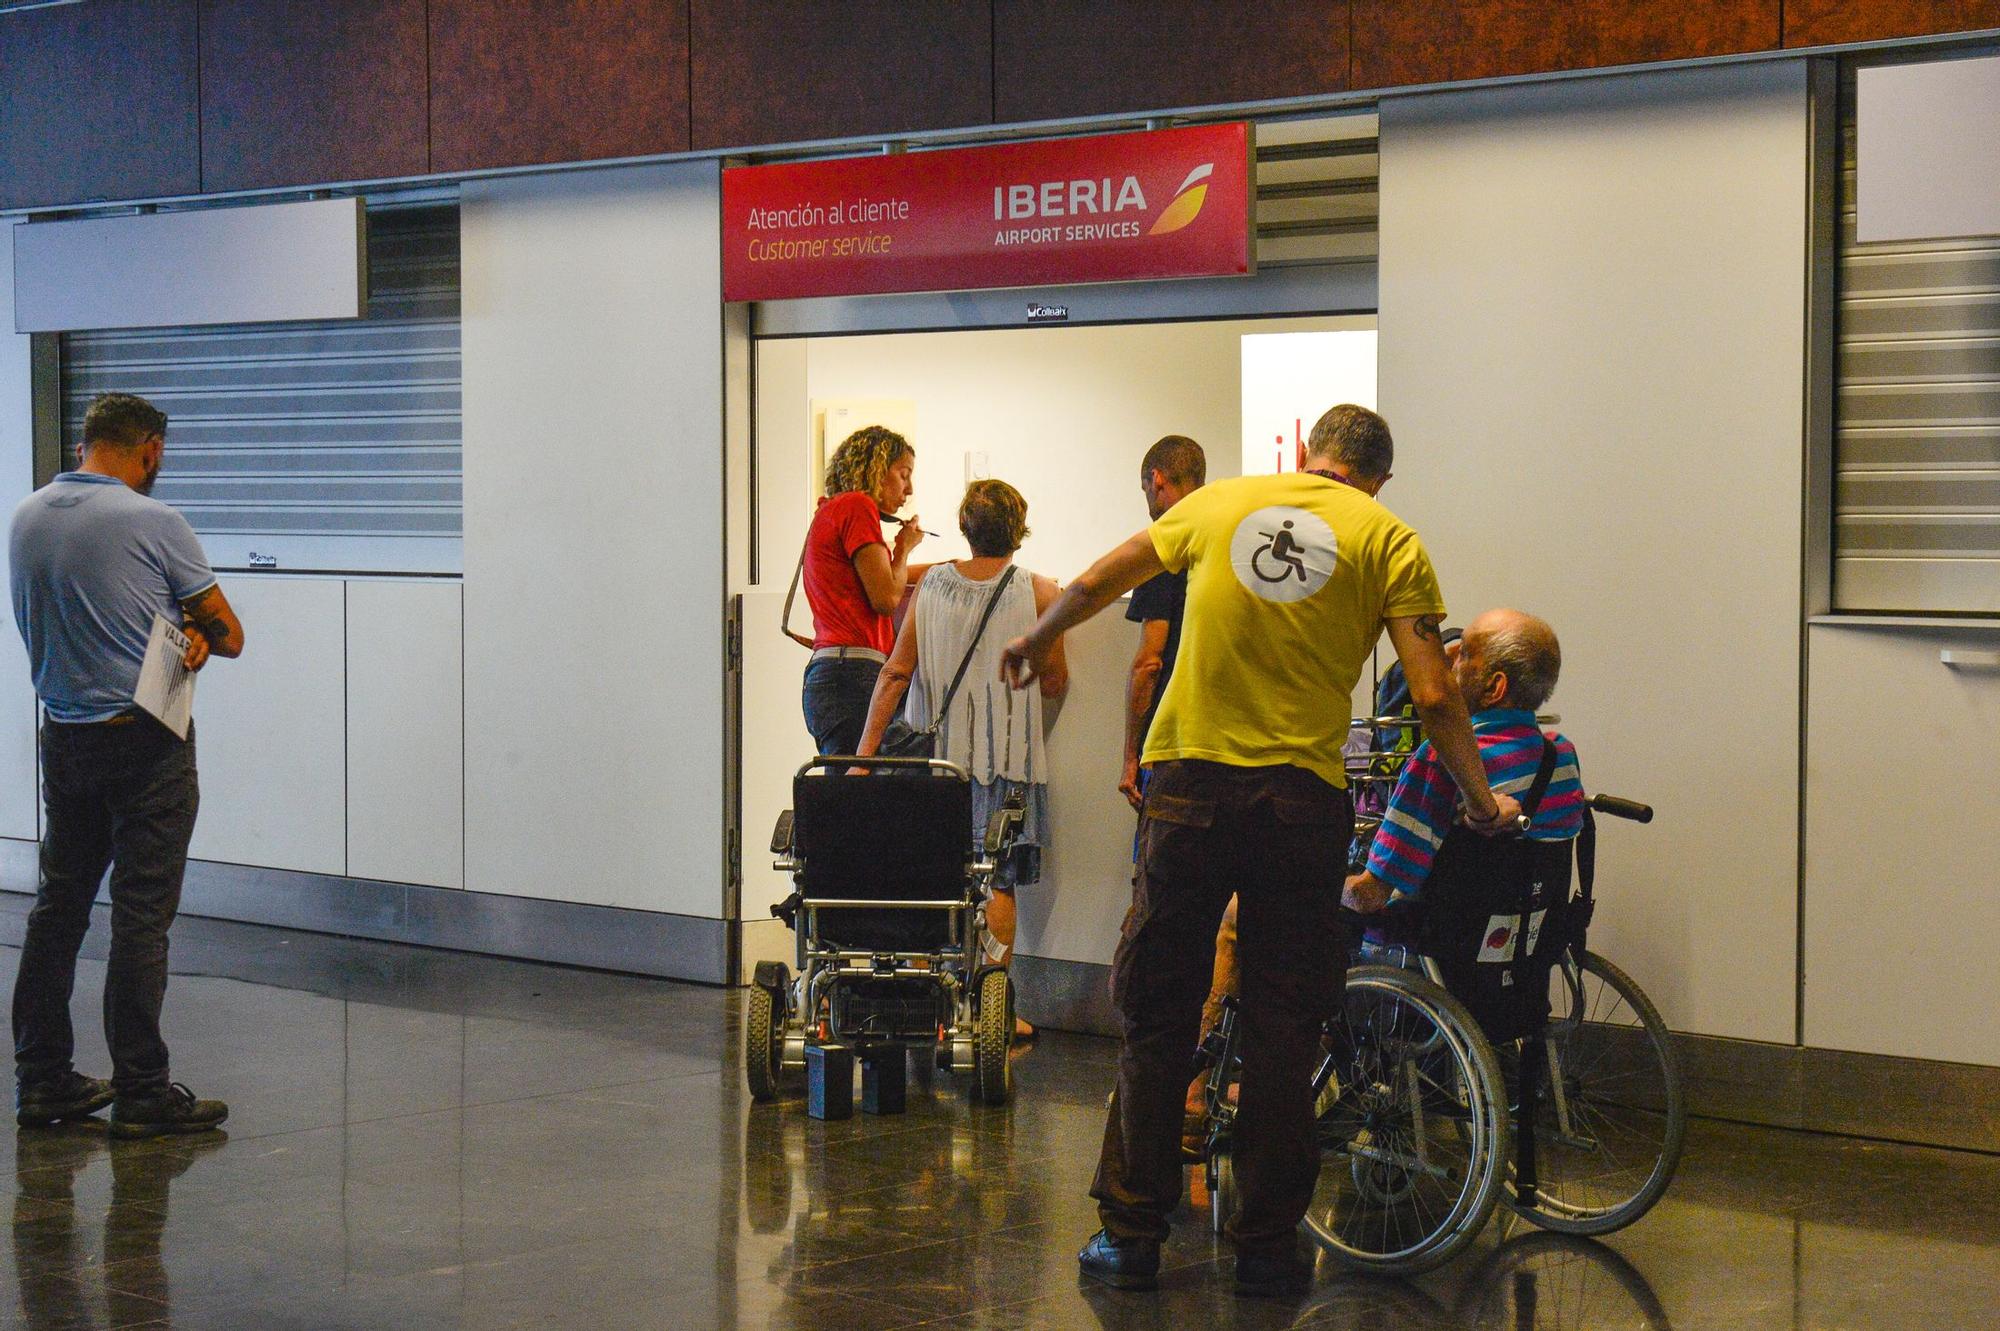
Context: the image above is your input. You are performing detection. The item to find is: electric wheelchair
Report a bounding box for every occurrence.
[1195,717,1684,1275]
[747,756,1025,1108]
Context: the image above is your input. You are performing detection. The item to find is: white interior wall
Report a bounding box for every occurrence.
[1377,62,1809,1043]
[0,224,38,841]
[744,316,1390,969]
[460,162,726,918]
[755,317,1370,589]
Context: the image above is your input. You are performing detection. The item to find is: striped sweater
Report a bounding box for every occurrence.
[1364,707,1585,899]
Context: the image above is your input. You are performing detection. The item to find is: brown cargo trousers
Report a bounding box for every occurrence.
[1090,758,1351,1256]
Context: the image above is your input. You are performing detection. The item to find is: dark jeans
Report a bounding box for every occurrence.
[13,717,199,1096]
[801,656,882,757]
[1092,759,1352,1255]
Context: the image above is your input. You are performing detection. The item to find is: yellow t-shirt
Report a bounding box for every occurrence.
[1143,473,1447,788]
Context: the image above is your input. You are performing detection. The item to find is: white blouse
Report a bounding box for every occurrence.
[901,562,1047,785]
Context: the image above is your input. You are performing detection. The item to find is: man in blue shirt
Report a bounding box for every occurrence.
[8,393,243,1136]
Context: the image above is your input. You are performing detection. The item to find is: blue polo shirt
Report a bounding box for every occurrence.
[9,472,216,724]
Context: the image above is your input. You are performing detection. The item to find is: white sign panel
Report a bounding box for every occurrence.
[1239,329,1377,476]
[13,197,365,333]
[1857,55,2000,243]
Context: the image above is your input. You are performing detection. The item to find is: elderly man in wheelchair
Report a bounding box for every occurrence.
[1341,606,1583,932]
[749,755,1028,1113]
[1193,607,1681,1274]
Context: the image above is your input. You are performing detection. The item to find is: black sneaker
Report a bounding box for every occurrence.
[109,1083,228,1139]
[16,1071,115,1127]
[1234,1247,1313,1299]
[1078,1228,1160,1291]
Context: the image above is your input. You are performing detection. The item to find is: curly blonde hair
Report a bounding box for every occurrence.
[824,425,914,500]
[959,479,1030,557]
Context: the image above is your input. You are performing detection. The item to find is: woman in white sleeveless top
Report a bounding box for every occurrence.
[856,480,1068,1038]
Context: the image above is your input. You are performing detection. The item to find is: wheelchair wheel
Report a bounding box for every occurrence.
[1505,951,1685,1235]
[745,982,786,1103]
[1457,1231,1676,1330]
[973,968,1013,1105]
[1304,965,1508,1276]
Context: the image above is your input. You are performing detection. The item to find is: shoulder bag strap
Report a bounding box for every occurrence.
[1520,736,1560,819]
[925,565,1017,733]
[779,541,815,649]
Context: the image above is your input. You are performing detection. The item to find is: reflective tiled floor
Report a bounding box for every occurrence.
[2,900,1998,1329]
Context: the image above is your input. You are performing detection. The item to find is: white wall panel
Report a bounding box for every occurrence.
[1804,625,2000,1065]
[1856,54,2000,243]
[738,590,812,924]
[346,580,462,889]
[0,223,40,841]
[1025,610,1143,965]
[1378,63,1808,1043]
[13,198,364,333]
[461,163,725,916]
[187,576,346,874]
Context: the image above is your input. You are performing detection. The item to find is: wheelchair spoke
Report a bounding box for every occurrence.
[1510,953,1686,1233]
[1305,967,1507,1274]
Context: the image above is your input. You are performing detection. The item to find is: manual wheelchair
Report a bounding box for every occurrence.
[1195,717,1685,1275]
[747,756,1025,1109]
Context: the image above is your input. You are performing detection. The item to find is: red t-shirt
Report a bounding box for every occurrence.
[802,491,894,653]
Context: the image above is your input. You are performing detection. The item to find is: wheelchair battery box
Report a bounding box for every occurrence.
[829,978,949,1043]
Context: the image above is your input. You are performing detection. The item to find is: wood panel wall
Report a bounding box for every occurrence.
[1353,1,1782,87]
[200,0,429,194]
[690,1,990,150]
[1785,0,2000,46]
[0,0,200,210]
[993,1,1348,124]
[430,0,690,174]
[1,0,1998,209]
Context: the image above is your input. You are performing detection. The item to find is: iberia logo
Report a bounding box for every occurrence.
[1148,163,1214,236]
[989,157,1223,250]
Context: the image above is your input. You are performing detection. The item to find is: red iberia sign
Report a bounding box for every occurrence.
[722,123,1253,302]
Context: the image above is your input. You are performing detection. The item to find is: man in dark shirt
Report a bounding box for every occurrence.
[1119,435,1205,810]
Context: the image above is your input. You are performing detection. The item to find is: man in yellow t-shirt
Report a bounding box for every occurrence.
[1001,404,1519,1299]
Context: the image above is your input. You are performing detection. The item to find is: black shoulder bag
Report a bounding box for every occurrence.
[876,566,1017,761]
[1419,737,1574,1044]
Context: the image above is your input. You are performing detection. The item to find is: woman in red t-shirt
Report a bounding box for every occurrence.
[799,426,926,755]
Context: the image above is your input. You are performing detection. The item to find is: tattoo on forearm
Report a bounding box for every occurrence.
[1414,614,1443,643]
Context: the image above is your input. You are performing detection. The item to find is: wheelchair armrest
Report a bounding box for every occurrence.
[769,809,794,855]
[983,805,1024,856]
[1337,897,1424,947]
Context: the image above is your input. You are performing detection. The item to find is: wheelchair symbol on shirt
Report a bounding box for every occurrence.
[1252,522,1309,584]
[1229,506,1336,604]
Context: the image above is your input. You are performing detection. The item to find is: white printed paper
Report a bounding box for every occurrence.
[1523,908,1549,956]
[133,612,195,739]
[1475,908,1553,965]
[1477,914,1519,963]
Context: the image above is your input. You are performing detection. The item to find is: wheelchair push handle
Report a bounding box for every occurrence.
[794,755,972,780]
[1589,793,1653,823]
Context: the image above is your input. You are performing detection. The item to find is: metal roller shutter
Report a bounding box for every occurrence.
[1254,112,1377,268]
[60,203,462,577]
[1836,74,2000,614]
